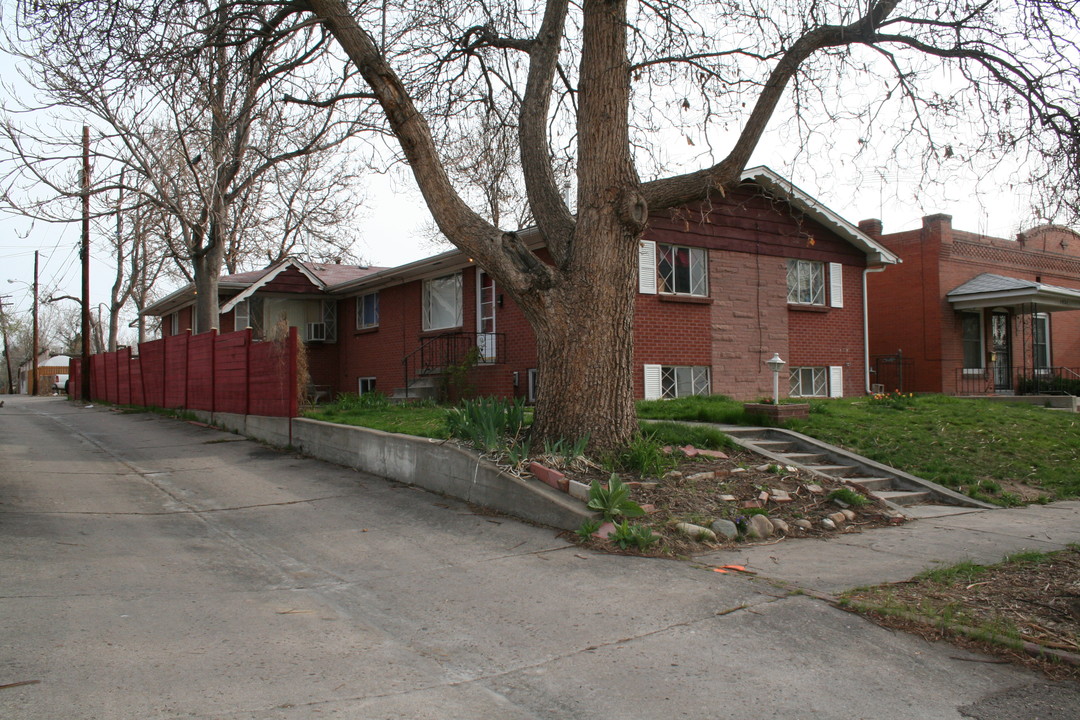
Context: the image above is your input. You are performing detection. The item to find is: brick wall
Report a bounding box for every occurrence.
[868,215,1080,394]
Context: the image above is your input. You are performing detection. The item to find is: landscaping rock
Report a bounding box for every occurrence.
[718,494,737,502]
[758,490,770,503]
[828,511,848,527]
[747,514,774,539]
[696,448,729,459]
[663,470,684,481]
[840,508,857,522]
[730,467,747,474]
[793,519,813,531]
[755,464,772,472]
[805,483,825,495]
[567,480,590,502]
[710,518,739,540]
[685,471,716,482]
[593,521,617,539]
[741,499,764,509]
[820,517,837,530]
[674,522,717,543]
[770,489,793,503]
[769,518,790,535]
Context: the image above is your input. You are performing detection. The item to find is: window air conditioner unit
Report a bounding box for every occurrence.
[306,322,327,342]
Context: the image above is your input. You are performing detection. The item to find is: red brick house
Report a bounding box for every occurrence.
[145,166,899,403]
[864,214,1080,395]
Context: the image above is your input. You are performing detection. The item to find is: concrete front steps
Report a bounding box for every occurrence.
[711,425,998,518]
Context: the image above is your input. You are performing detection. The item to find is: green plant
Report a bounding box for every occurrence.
[609,431,678,477]
[606,520,660,550]
[442,345,481,400]
[828,487,870,507]
[445,396,528,452]
[576,518,603,539]
[587,475,646,522]
[543,435,590,463]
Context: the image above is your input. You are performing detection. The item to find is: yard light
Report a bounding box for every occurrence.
[765,352,786,404]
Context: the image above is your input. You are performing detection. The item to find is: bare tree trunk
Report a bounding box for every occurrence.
[525,235,638,448]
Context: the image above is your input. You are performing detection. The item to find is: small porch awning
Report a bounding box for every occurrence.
[947,273,1080,312]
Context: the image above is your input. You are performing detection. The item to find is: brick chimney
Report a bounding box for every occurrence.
[858,218,883,237]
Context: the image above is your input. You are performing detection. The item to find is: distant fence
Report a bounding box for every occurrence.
[69,327,298,418]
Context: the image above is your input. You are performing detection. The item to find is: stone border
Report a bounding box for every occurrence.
[188,411,592,531]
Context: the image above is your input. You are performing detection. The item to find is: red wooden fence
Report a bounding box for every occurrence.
[69,327,298,418]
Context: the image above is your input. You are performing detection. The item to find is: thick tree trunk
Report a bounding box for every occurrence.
[193,250,222,333]
[526,229,639,450]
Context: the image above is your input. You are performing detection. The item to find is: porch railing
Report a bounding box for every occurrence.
[401,331,506,399]
[955,366,1080,396]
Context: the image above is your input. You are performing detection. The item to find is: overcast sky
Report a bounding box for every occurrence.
[0,37,1040,335]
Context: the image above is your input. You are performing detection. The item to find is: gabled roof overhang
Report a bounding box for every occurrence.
[739,166,901,266]
[218,258,326,314]
[947,273,1080,312]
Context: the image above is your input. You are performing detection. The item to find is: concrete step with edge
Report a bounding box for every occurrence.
[846,477,895,491]
[873,489,933,506]
[803,464,859,477]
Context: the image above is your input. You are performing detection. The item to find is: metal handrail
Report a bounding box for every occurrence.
[955,365,1080,396]
[401,331,506,398]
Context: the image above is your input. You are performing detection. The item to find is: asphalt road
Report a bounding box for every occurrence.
[0,396,1073,719]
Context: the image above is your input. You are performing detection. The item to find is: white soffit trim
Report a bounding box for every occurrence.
[219,258,327,314]
[740,166,901,267]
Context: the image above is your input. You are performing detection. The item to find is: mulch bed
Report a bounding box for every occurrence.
[843,548,1080,681]
[554,447,904,557]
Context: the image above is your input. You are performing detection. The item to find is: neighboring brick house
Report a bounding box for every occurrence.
[864,214,1080,395]
[144,166,899,403]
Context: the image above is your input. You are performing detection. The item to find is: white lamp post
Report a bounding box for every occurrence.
[765,353,786,404]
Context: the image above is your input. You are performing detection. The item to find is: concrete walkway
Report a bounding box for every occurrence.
[699,501,1080,594]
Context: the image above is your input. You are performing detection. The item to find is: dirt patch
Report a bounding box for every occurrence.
[556,448,904,557]
[843,548,1080,681]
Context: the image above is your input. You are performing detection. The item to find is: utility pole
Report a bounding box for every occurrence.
[0,294,13,395]
[32,250,39,396]
[81,125,91,401]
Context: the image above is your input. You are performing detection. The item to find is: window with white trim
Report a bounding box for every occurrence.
[527,368,538,403]
[643,364,711,399]
[1034,313,1051,370]
[423,273,463,331]
[358,377,376,395]
[657,244,708,296]
[170,311,179,336]
[789,366,828,397]
[356,292,379,330]
[235,300,250,331]
[961,311,983,370]
[786,259,826,305]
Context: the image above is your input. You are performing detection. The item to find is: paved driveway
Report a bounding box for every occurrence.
[0,397,1068,719]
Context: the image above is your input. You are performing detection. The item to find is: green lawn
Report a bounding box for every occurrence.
[309,392,1079,505]
[643,393,1079,505]
[304,396,450,439]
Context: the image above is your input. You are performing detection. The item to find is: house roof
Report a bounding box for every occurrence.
[142,166,898,314]
[142,258,383,316]
[947,273,1080,312]
[739,166,900,266]
[329,165,900,296]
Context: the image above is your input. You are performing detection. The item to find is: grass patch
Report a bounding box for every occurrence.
[640,420,736,451]
[304,393,450,439]
[637,394,771,425]
[640,393,1079,504]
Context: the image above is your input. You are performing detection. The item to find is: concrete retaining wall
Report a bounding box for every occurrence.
[191,411,590,531]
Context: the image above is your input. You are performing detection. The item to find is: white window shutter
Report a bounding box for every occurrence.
[829,262,844,308]
[638,240,657,294]
[829,366,844,398]
[643,364,662,400]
